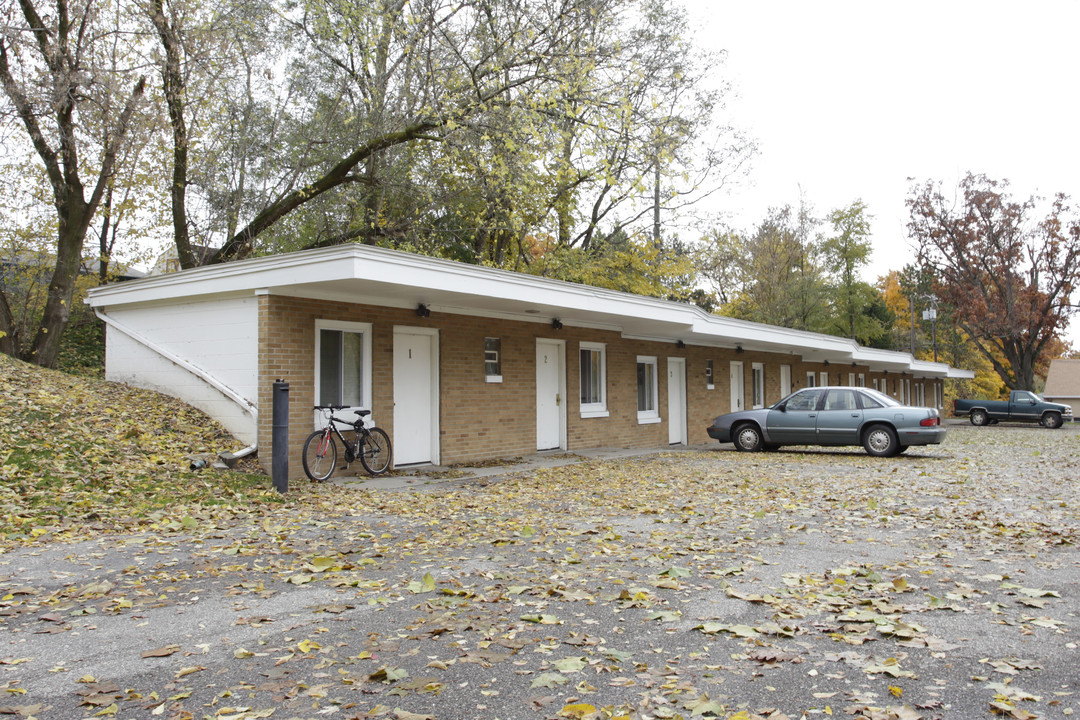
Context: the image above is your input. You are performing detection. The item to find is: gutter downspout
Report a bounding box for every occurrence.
[94,308,258,464]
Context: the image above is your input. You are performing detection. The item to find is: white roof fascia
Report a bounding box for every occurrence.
[88,245,672,325]
[87,248,361,306]
[269,285,629,334]
[86,244,970,378]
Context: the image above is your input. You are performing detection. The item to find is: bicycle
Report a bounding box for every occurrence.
[302,406,393,481]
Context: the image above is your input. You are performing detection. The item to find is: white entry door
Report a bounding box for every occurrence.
[535,339,565,450]
[780,364,792,397]
[729,361,745,412]
[667,357,687,445]
[393,328,439,465]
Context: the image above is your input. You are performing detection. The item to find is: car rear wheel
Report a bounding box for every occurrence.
[862,424,899,457]
[970,409,988,426]
[1043,412,1063,429]
[733,423,763,452]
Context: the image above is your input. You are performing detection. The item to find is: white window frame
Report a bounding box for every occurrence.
[579,341,609,418]
[314,319,373,427]
[858,373,866,387]
[636,355,661,424]
[819,371,829,387]
[752,362,765,409]
[485,337,503,383]
[806,371,817,388]
[848,372,856,386]
[780,364,792,397]
[706,359,715,390]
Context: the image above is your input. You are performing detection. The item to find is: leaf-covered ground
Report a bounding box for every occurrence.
[0,352,283,544]
[2,355,1079,720]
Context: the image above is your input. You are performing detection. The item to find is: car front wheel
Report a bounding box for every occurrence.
[863,424,899,457]
[733,423,763,452]
[1043,412,1063,429]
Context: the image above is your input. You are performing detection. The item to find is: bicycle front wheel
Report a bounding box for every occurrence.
[358,427,392,475]
[302,430,337,481]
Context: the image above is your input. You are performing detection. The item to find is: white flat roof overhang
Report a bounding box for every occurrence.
[87,244,967,379]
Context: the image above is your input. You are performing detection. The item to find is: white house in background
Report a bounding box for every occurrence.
[1043,358,1080,419]
[86,244,973,476]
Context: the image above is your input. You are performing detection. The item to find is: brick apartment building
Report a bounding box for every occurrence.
[87,245,971,476]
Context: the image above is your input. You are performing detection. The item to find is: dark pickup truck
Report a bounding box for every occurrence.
[954,390,1072,428]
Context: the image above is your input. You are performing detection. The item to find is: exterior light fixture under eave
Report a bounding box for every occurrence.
[416,303,431,317]
[552,318,563,330]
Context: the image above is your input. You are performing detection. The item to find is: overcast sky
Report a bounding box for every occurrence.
[680,1,1080,340]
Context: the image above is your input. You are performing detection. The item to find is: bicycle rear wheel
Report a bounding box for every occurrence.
[302,430,337,481]
[358,427,392,475]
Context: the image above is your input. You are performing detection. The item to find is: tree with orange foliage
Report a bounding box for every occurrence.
[907,174,1080,391]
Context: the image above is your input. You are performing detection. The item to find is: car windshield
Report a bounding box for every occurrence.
[772,388,826,411]
[859,388,900,407]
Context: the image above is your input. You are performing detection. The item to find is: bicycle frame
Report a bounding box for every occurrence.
[316,407,367,460]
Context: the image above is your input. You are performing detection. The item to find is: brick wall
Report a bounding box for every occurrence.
[257,295,945,476]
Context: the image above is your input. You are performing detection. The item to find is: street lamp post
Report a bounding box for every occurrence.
[921,295,938,362]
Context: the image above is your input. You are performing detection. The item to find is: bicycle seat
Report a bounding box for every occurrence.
[356,409,371,417]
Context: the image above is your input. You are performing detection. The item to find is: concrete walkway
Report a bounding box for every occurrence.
[339,443,719,490]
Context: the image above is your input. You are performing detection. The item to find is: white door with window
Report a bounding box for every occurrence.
[667,358,687,445]
[536,339,565,450]
[393,327,439,466]
[729,361,744,412]
[780,364,792,397]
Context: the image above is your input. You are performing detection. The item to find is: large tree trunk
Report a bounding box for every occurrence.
[30,200,91,367]
[151,0,194,268]
[0,0,146,367]
[0,288,18,357]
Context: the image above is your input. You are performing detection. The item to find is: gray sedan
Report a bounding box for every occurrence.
[706,386,946,457]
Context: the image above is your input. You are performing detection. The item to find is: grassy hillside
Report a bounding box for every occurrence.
[0,352,282,546]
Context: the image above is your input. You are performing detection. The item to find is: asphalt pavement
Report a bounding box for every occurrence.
[2,423,1078,720]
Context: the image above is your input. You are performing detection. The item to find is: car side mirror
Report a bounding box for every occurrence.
[777,403,787,413]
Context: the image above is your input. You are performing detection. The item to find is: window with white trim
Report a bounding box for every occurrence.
[636,356,660,423]
[752,362,765,408]
[780,364,792,396]
[485,337,502,382]
[806,371,816,388]
[705,359,714,389]
[579,342,608,417]
[857,373,866,387]
[315,320,372,410]
[819,371,829,387]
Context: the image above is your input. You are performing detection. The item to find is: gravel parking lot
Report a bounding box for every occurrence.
[2,423,1078,720]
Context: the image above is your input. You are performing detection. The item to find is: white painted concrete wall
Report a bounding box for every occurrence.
[103,296,258,444]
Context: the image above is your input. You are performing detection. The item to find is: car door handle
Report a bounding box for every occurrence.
[851,413,859,417]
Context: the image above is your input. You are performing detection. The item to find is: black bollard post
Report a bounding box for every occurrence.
[272,379,289,493]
